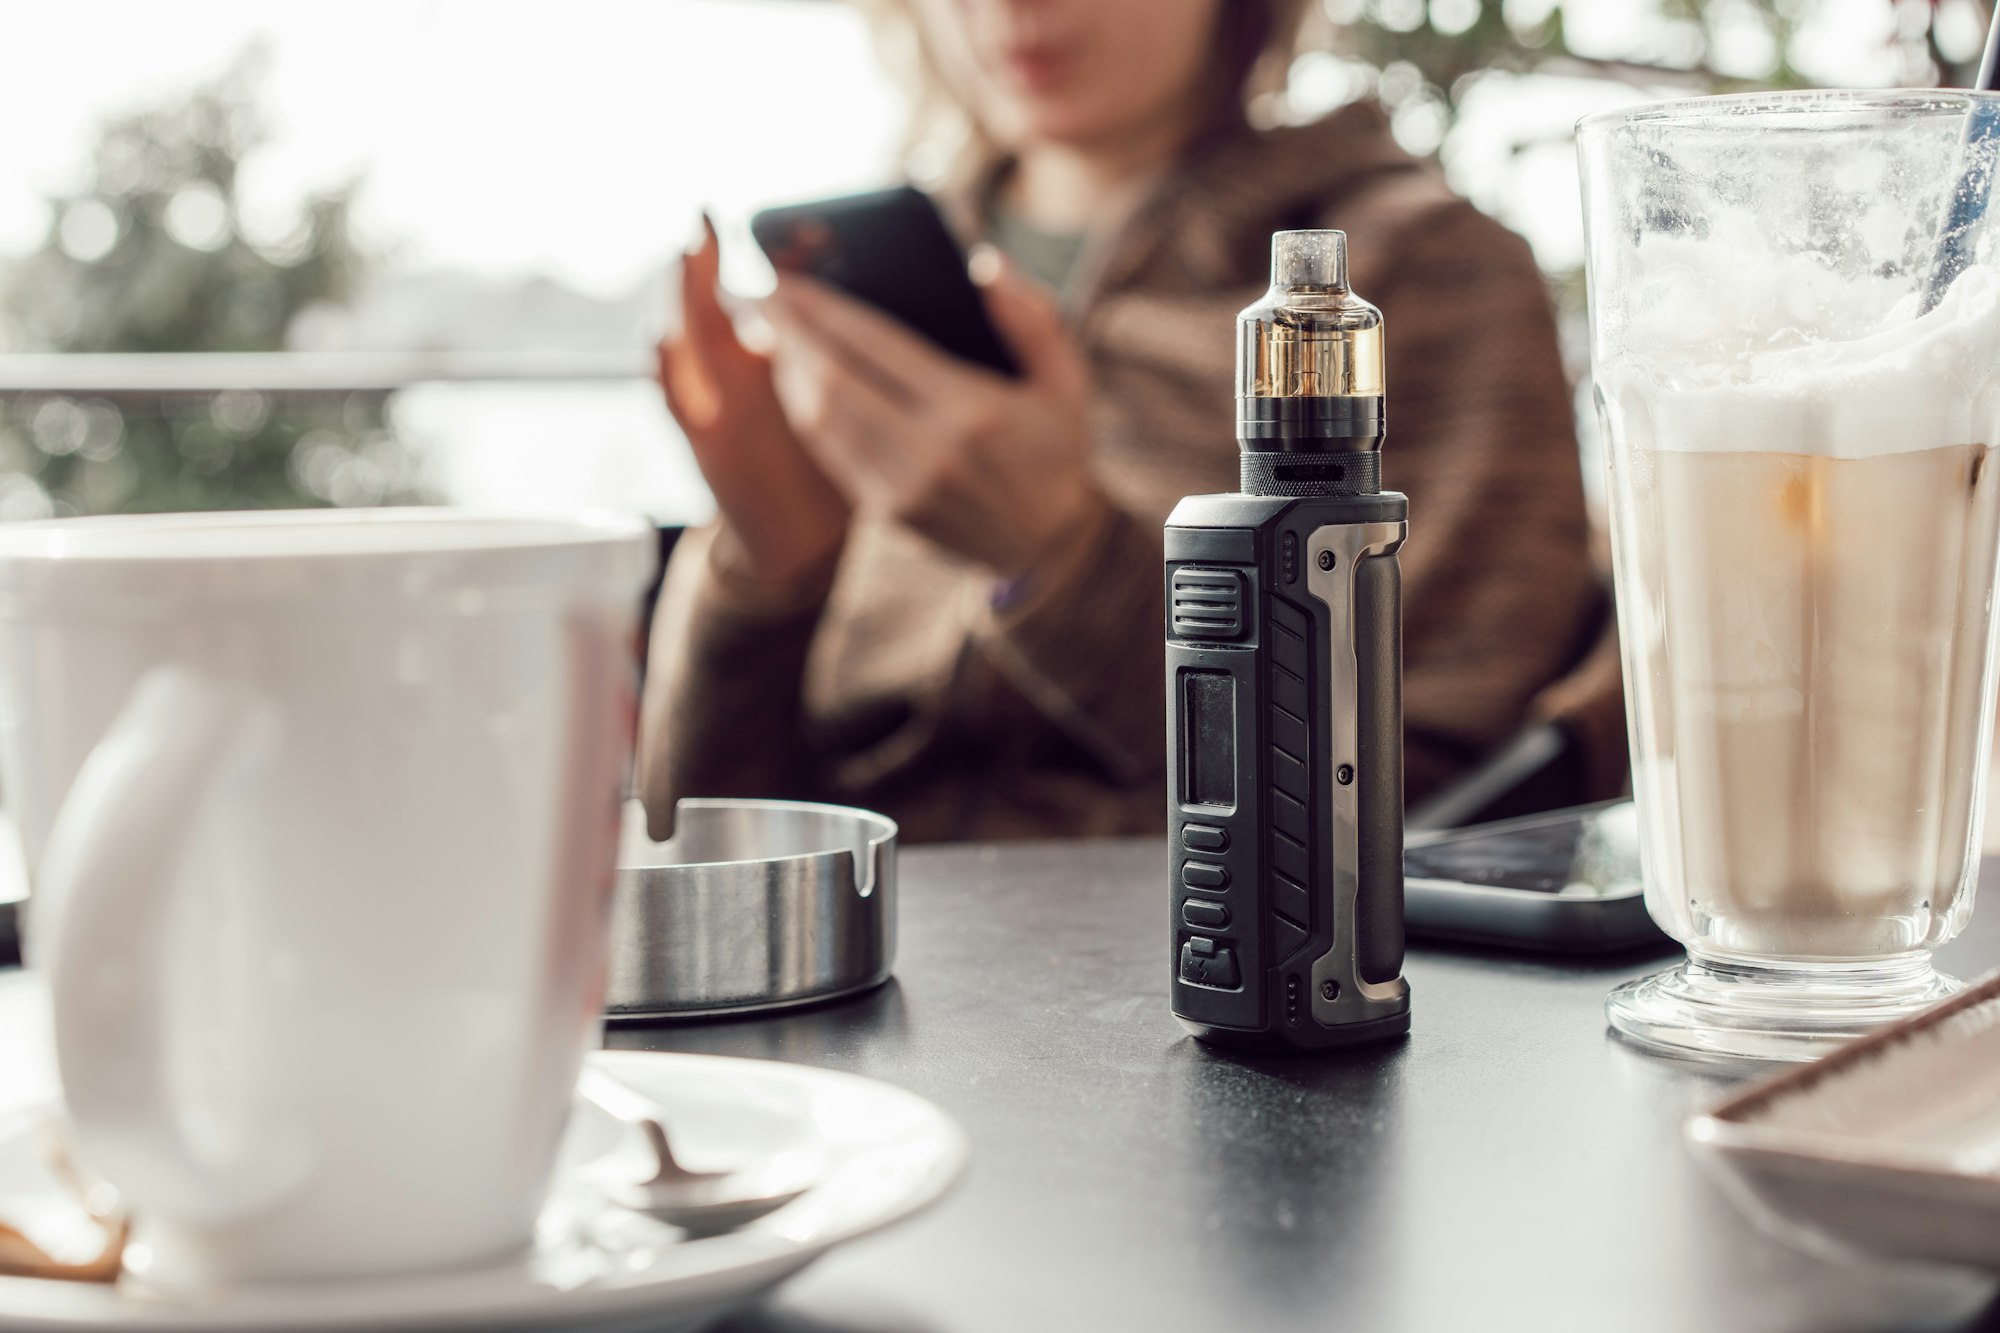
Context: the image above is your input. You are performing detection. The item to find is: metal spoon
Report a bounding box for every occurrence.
[578,1068,817,1237]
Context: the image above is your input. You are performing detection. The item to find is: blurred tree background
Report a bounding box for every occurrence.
[0,46,428,519]
[0,0,1989,518]
[1275,0,1997,395]
[1295,0,1991,151]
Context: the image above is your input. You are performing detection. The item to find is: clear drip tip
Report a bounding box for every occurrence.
[1271,229,1348,292]
[1237,229,1384,403]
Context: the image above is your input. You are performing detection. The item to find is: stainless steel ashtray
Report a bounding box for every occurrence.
[605,797,898,1021]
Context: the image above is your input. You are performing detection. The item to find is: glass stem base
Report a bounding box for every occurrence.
[1606,950,1962,1063]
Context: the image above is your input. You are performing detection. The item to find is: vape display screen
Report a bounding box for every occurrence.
[1404,802,1641,899]
[1181,670,1236,808]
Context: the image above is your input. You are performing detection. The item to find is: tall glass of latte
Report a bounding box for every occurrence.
[1580,91,2000,1060]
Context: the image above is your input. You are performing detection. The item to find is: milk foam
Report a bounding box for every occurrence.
[1606,262,2000,458]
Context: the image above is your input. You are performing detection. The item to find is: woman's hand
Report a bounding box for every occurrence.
[658,216,849,600]
[761,253,1099,581]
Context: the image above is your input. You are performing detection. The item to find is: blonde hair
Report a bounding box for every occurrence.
[854,0,1312,184]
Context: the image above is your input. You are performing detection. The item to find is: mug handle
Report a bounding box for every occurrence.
[38,665,278,1220]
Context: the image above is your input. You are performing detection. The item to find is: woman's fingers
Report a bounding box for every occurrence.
[658,241,732,431]
[658,327,721,430]
[679,217,745,361]
[766,315,918,498]
[767,275,965,406]
[973,246,1086,394]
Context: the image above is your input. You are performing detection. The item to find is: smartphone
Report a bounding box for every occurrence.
[750,186,1020,378]
[0,821,21,967]
[1404,802,1670,953]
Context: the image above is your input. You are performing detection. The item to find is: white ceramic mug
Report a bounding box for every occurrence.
[0,508,656,1289]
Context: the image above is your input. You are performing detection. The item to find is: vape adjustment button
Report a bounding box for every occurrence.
[1181,824,1229,853]
[1179,937,1242,990]
[1182,860,1229,891]
[1170,568,1245,641]
[1182,898,1230,929]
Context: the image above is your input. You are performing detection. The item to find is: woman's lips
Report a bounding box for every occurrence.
[1003,45,1072,92]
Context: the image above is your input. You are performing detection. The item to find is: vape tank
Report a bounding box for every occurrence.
[1165,230,1410,1051]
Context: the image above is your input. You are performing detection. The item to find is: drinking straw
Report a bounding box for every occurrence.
[1918,7,2000,313]
[1986,6,2000,90]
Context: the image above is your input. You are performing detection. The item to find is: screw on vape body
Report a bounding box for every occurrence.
[1165,230,1411,1051]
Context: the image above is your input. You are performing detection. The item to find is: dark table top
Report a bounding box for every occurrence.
[611,838,2000,1333]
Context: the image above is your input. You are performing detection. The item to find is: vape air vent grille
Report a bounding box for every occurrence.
[1171,568,1244,640]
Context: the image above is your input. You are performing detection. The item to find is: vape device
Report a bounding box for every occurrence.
[1166,230,1410,1051]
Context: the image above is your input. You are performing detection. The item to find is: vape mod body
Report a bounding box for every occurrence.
[1167,231,1411,1051]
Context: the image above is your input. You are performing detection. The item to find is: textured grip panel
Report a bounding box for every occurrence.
[1354,553,1405,984]
[1264,596,1314,965]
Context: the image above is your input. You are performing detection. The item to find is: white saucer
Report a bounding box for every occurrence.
[0,1050,967,1332]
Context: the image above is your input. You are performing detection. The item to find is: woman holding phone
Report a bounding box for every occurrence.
[638,0,1623,842]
